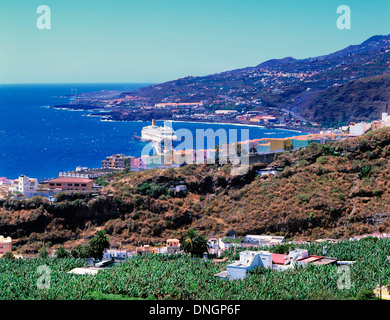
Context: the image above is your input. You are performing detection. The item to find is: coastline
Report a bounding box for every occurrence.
[50,103,318,134]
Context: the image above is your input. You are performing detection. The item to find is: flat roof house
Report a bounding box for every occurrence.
[226,250,273,280]
[9,175,38,194]
[48,177,94,192]
[166,239,181,254]
[244,235,285,246]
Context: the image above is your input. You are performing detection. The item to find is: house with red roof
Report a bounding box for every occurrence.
[48,177,94,192]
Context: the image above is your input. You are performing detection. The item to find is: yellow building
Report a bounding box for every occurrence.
[269,138,293,151]
[374,285,390,300]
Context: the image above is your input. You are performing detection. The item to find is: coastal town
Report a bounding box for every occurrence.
[3,0,390,307]
[62,95,318,132]
[1,111,389,201]
[2,110,390,301]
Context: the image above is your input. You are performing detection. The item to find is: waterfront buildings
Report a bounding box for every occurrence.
[102,154,134,170]
[214,110,238,115]
[154,102,203,108]
[59,167,118,179]
[256,143,271,154]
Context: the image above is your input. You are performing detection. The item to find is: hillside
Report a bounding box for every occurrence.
[121,34,390,126]
[2,128,390,252]
[293,74,390,127]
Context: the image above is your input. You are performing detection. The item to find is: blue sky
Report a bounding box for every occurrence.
[0,0,389,84]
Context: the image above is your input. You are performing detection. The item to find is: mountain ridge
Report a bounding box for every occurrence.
[122,33,390,126]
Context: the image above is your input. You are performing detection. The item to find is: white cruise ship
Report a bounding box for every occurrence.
[141,119,177,142]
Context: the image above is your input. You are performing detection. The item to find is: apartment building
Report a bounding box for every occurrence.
[9,175,38,194]
[102,154,133,170]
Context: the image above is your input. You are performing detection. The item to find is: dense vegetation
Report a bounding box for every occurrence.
[2,128,390,252]
[0,238,389,300]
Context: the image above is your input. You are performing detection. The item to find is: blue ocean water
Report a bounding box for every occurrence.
[0,84,306,180]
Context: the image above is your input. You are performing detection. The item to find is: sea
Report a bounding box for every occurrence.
[0,84,307,180]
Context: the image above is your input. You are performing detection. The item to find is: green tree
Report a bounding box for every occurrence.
[215,145,220,164]
[182,229,208,257]
[358,164,372,179]
[272,243,296,254]
[356,289,377,300]
[89,231,110,260]
[2,252,15,260]
[38,247,49,259]
[56,246,70,259]
[71,245,91,259]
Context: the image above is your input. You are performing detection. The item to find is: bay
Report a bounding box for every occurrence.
[0,84,306,180]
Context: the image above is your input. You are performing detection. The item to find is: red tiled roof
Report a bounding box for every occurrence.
[272,253,288,265]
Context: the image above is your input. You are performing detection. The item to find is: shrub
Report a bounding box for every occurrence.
[1,252,15,260]
[297,193,311,204]
[316,156,328,165]
[358,164,372,179]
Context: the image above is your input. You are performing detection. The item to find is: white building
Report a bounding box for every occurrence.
[226,251,273,280]
[349,122,371,136]
[102,249,130,260]
[288,249,309,261]
[9,175,38,194]
[207,238,219,250]
[244,235,285,246]
[215,110,238,115]
[157,239,181,255]
[382,113,390,126]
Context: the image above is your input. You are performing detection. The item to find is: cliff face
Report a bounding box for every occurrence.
[3,128,390,252]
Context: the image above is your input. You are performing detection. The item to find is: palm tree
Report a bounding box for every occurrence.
[89,230,110,260]
[38,247,49,259]
[55,246,69,258]
[182,229,208,257]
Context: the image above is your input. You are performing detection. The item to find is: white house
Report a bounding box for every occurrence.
[102,249,130,260]
[382,113,390,126]
[215,110,238,115]
[171,185,187,193]
[226,251,273,280]
[9,175,38,194]
[244,235,285,246]
[256,169,278,176]
[349,122,371,136]
[207,238,219,250]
